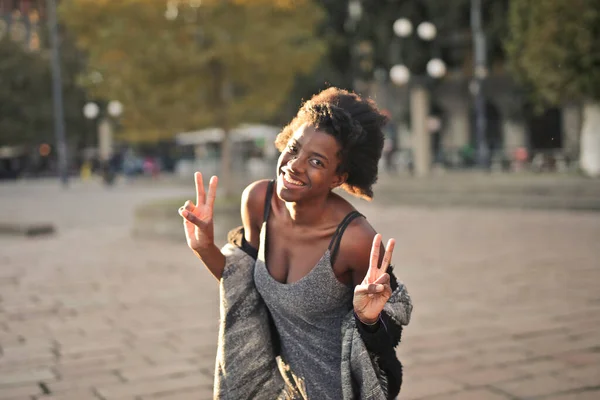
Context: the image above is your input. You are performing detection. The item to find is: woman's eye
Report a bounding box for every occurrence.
[310,159,324,167]
[287,145,298,153]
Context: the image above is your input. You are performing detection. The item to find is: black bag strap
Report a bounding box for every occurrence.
[327,211,364,266]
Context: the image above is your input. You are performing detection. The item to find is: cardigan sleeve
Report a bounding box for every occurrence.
[214,240,285,399]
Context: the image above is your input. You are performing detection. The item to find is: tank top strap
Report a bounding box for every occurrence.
[263,179,275,223]
[327,211,364,266]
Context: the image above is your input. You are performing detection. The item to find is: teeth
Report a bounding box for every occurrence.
[284,173,305,186]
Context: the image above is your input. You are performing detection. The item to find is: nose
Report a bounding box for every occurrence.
[287,155,305,173]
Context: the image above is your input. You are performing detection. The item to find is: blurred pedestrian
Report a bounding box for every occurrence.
[179,88,412,399]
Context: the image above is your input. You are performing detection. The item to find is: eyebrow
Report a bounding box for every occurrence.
[311,151,329,162]
[291,139,329,162]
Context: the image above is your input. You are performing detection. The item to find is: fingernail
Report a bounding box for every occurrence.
[181,210,188,218]
[376,284,384,292]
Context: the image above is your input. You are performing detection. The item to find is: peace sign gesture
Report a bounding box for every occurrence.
[179,172,218,252]
[353,234,395,325]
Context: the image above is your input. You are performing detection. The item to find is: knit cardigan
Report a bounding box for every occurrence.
[213,230,413,400]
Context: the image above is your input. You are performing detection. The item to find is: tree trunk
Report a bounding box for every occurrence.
[210,59,234,197]
[580,102,600,177]
[220,128,233,198]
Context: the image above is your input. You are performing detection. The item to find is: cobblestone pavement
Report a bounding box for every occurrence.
[1,178,599,400]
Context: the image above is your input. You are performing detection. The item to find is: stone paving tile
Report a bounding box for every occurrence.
[543,390,600,400]
[447,365,530,387]
[33,389,103,400]
[117,362,201,381]
[562,364,600,387]
[1,179,600,400]
[45,372,122,393]
[141,386,214,400]
[492,374,591,399]
[0,384,42,399]
[96,372,211,399]
[426,388,513,400]
[398,377,465,400]
[0,368,56,386]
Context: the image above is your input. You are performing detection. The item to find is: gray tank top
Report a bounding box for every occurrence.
[254,181,363,399]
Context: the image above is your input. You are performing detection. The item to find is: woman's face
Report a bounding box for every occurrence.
[276,123,346,203]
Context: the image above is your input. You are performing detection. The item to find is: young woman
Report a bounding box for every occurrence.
[179,87,412,399]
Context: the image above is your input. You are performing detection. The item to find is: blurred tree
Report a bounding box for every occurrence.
[505,0,600,176]
[60,0,326,194]
[0,36,52,146]
[0,32,90,149]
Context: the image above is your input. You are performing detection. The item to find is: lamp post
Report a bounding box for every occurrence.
[83,101,124,184]
[46,0,69,186]
[390,18,446,177]
[346,0,363,92]
[471,0,489,169]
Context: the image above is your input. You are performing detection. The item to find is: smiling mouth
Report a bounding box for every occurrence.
[281,170,306,187]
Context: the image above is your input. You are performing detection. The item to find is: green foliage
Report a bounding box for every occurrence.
[59,0,326,142]
[0,36,52,146]
[505,0,600,106]
[0,32,94,147]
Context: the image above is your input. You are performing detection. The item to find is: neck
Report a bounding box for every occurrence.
[283,195,330,226]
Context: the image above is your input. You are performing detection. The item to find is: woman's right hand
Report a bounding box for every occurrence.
[179,172,218,253]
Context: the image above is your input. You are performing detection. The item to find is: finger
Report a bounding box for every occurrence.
[183,200,196,213]
[354,282,386,295]
[368,283,385,293]
[179,207,208,230]
[179,207,196,239]
[373,273,390,286]
[367,234,382,283]
[379,238,395,277]
[354,284,371,296]
[206,176,218,213]
[195,172,205,206]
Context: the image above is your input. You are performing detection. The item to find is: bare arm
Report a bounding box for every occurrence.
[179,176,269,280]
[179,172,226,280]
[240,180,270,250]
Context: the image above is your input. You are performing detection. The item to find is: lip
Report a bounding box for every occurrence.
[280,168,308,189]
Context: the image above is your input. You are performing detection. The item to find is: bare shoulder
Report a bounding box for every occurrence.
[241,179,271,208]
[338,210,378,278]
[344,215,377,255]
[241,179,272,247]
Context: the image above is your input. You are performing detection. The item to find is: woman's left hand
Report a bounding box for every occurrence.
[353,234,395,325]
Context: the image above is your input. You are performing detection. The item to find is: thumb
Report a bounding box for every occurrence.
[179,208,210,230]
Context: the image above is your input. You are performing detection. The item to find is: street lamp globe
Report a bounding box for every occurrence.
[390,64,411,86]
[83,102,100,120]
[108,100,124,118]
[426,58,447,79]
[165,2,179,21]
[348,0,363,22]
[393,18,412,38]
[417,21,437,41]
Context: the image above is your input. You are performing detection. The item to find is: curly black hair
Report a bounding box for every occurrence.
[275,87,388,200]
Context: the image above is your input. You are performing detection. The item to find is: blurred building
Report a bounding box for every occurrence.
[374,65,581,172]
[174,124,281,178]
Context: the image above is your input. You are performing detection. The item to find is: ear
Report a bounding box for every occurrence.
[330,172,348,189]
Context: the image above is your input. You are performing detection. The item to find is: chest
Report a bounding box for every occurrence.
[264,219,351,285]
